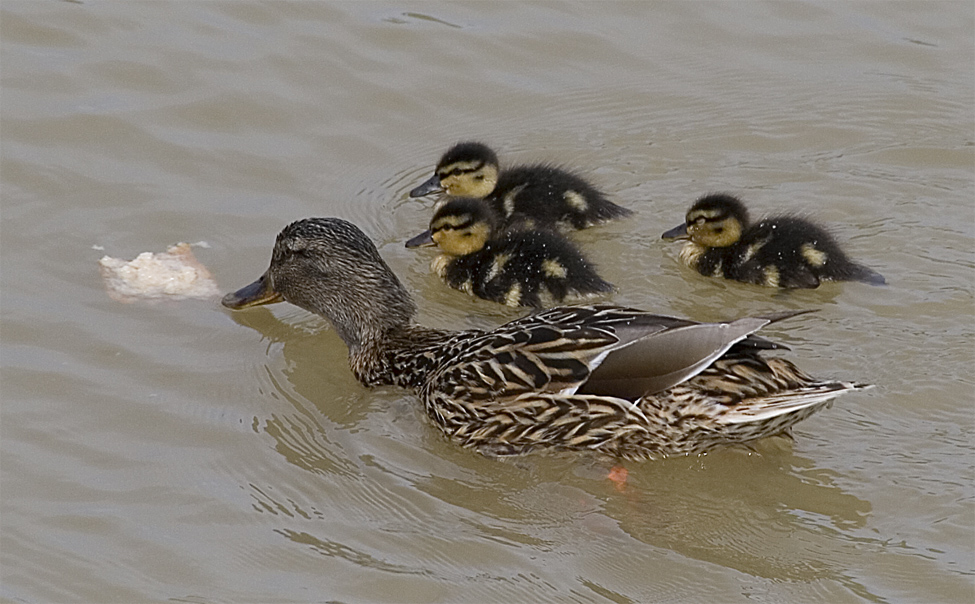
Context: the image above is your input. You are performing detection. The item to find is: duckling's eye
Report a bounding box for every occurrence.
[474,175,484,181]
[714,227,724,234]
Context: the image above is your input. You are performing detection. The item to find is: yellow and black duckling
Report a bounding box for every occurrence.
[405,197,613,308]
[662,193,886,289]
[223,217,872,461]
[409,141,634,230]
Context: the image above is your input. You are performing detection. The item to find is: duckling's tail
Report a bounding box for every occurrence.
[854,265,887,286]
[589,197,635,225]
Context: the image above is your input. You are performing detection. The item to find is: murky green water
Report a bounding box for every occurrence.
[2,2,972,602]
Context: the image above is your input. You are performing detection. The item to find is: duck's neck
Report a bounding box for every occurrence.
[350,324,457,390]
[285,264,460,391]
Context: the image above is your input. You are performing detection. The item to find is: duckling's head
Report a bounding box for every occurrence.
[222,218,416,350]
[422,197,498,257]
[409,141,500,199]
[662,193,750,248]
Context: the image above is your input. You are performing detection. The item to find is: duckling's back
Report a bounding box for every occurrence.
[727,217,886,288]
[441,228,613,307]
[490,165,633,230]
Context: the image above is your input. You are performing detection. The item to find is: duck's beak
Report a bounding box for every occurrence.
[661,223,689,240]
[404,229,436,248]
[221,274,283,309]
[409,174,443,197]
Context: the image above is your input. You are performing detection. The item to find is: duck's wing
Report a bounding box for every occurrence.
[433,319,623,402]
[434,306,807,403]
[427,307,650,401]
[578,309,813,398]
[577,317,772,398]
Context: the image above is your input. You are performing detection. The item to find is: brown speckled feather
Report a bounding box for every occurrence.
[224,218,872,461]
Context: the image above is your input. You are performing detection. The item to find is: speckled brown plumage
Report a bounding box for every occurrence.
[224,218,872,461]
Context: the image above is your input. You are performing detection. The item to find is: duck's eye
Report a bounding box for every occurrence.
[282,241,310,257]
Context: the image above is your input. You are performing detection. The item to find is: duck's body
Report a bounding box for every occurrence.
[662,194,886,289]
[223,217,871,461]
[406,197,612,308]
[409,141,633,231]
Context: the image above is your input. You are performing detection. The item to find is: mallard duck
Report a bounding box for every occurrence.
[409,141,633,230]
[662,193,886,289]
[222,217,871,461]
[404,197,613,308]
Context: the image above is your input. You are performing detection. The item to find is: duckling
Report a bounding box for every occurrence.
[409,141,633,230]
[662,193,886,289]
[406,197,613,308]
[222,217,872,461]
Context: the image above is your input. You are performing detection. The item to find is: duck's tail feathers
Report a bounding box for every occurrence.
[721,381,872,425]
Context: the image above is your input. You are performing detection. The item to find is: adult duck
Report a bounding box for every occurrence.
[224,217,870,460]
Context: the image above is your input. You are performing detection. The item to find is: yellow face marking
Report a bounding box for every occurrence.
[801,243,827,267]
[686,215,742,248]
[438,159,483,175]
[438,162,499,198]
[503,282,522,307]
[542,258,567,279]
[763,265,780,287]
[430,213,471,230]
[687,208,723,221]
[486,253,511,281]
[564,190,588,212]
[431,218,491,256]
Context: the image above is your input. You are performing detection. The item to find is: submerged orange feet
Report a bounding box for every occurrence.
[608,465,628,491]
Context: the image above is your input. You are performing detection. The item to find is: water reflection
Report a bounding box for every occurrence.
[607,451,873,575]
[276,528,430,576]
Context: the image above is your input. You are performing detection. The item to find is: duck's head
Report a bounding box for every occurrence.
[662,193,750,248]
[222,218,416,350]
[409,141,500,199]
[405,197,498,256]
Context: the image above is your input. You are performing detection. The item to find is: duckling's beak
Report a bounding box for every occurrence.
[409,174,443,197]
[661,223,689,240]
[221,274,283,309]
[404,229,436,248]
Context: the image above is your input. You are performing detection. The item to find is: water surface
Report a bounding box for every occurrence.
[2,2,973,602]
